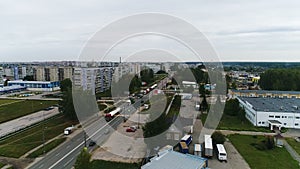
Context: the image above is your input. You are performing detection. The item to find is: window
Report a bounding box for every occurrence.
[295,123,299,126]
[262,122,265,124]
[258,122,261,124]
[275,116,280,118]
[269,115,274,118]
[284,123,287,125]
[296,117,300,119]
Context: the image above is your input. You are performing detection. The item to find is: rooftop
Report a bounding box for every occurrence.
[238,97,300,113]
[141,150,207,169]
[232,89,300,95]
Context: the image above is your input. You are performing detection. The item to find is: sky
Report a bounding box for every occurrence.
[1,0,300,62]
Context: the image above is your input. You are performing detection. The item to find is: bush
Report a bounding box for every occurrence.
[212,131,226,144]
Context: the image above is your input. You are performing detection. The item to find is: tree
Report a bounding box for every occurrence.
[23,75,34,81]
[224,99,240,116]
[4,79,10,86]
[212,131,226,144]
[199,84,206,97]
[60,78,72,92]
[201,95,208,112]
[140,69,154,84]
[74,147,91,169]
[59,79,78,121]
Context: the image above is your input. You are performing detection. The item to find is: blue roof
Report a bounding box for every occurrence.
[238,97,300,113]
[232,89,300,95]
[142,150,207,169]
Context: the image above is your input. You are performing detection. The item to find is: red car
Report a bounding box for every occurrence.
[126,126,137,132]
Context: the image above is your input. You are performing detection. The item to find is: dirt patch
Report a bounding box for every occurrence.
[0,157,33,169]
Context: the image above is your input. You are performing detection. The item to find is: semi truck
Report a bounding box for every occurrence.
[204,135,213,157]
[181,135,192,146]
[105,107,121,121]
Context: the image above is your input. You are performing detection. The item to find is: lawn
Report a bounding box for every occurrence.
[0,100,58,123]
[217,114,271,132]
[0,162,5,168]
[200,113,283,133]
[90,160,140,169]
[229,134,299,169]
[27,137,66,158]
[98,104,107,111]
[0,115,73,158]
[286,138,300,155]
[0,99,18,106]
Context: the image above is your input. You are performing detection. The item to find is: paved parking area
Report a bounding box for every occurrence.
[207,141,250,169]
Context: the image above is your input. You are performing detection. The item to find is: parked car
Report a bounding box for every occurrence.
[126,126,137,132]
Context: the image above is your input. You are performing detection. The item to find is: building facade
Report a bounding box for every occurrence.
[238,97,300,130]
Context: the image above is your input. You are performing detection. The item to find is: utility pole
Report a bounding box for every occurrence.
[84,131,87,147]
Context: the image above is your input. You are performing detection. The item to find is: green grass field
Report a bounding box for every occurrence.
[0,162,5,168]
[217,114,271,132]
[286,138,300,155]
[27,137,66,158]
[0,99,18,106]
[0,115,73,158]
[90,160,139,169]
[0,100,58,123]
[229,134,299,169]
[201,113,270,132]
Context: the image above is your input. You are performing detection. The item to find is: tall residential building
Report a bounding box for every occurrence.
[73,67,114,94]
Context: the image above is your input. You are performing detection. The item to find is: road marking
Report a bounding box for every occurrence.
[55,152,60,156]
[63,157,74,167]
[66,145,70,149]
[38,164,44,169]
[48,117,120,169]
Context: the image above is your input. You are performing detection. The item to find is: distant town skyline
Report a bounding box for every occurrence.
[1,0,300,62]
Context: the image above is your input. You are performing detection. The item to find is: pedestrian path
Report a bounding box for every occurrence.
[0,108,60,138]
[283,140,300,165]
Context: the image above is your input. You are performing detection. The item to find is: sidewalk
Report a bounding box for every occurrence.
[0,108,60,138]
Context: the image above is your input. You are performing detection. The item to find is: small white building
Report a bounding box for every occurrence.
[237,97,300,130]
[182,81,198,89]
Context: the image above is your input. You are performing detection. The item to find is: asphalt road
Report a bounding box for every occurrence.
[27,80,166,169]
[27,97,147,169]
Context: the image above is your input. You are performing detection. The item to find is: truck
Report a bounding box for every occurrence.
[181,135,192,146]
[204,135,213,157]
[194,144,202,156]
[179,142,189,154]
[105,107,121,121]
[64,126,75,135]
[216,144,227,161]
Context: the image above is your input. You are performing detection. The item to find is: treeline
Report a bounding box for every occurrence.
[259,68,300,91]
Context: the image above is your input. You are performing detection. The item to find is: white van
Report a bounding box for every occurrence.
[216,144,227,161]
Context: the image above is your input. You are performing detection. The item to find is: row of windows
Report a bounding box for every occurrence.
[269,115,293,119]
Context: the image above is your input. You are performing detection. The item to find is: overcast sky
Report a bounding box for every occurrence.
[1,0,300,62]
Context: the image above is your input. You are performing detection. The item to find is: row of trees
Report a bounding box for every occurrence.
[224,99,246,121]
[259,68,300,91]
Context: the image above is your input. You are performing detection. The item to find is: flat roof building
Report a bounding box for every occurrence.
[8,80,60,92]
[141,150,208,169]
[237,97,300,130]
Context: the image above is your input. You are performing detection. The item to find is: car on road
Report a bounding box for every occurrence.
[89,141,96,147]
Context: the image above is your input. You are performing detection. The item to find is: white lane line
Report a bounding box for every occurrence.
[49,117,119,169]
[63,157,74,167]
[55,152,60,156]
[38,164,44,169]
[66,145,70,149]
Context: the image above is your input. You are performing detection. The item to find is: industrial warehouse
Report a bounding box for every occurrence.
[237,96,300,130]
